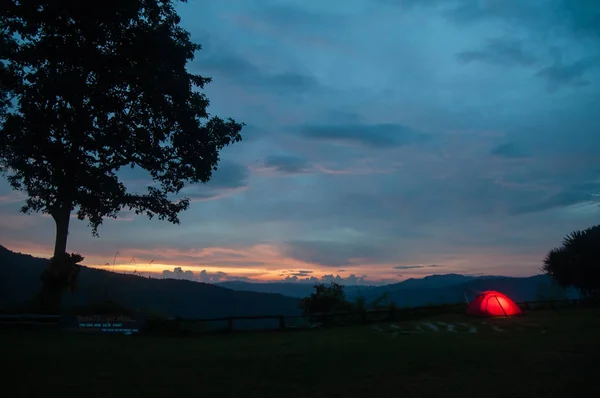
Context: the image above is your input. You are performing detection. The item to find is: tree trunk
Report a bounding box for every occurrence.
[52,206,71,259]
[33,205,72,314]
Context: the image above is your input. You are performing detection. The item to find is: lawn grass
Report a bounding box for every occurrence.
[3,309,600,397]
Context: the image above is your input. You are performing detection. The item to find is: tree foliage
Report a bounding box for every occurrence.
[542,224,600,298]
[368,292,398,310]
[299,282,349,316]
[0,0,243,238]
[534,278,568,302]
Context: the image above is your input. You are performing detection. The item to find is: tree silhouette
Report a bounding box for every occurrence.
[299,282,349,318]
[542,225,600,298]
[0,0,244,312]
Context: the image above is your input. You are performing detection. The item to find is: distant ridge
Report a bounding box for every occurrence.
[218,272,580,306]
[0,245,578,317]
[0,245,301,318]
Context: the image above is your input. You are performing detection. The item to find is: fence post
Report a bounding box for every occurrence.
[279,316,286,330]
[227,318,234,332]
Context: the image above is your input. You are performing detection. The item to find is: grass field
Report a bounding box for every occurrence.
[3,309,600,397]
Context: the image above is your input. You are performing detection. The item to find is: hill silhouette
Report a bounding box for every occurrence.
[1,245,578,319]
[218,273,580,307]
[216,274,485,299]
[0,245,301,318]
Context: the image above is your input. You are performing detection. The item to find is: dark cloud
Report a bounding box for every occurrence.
[238,124,270,142]
[372,0,444,9]
[456,38,538,67]
[204,160,249,189]
[393,264,441,270]
[373,0,553,28]
[285,270,314,277]
[536,54,600,91]
[444,1,547,27]
[297,123,428,148]
[263,155,310,174]
[510,190,600,215]
[254,2,333,29]
[322,110,364,124]
[196,51,319,94]
[490,142,530,159]
[374,0,600,42]
[561,0,600,40]
[177,160,248,202]
[282,240,395,267]
[388,0,600,92]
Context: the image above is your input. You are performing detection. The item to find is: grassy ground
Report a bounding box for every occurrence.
[3,309,600,397]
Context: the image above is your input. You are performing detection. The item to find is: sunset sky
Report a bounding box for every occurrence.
[1,0,599,285]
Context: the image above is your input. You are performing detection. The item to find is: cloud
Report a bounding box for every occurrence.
[401,0,600,92]
[456,38,538,67]
[536,54,600,91]
[197,269,229,283]
[443,0,549,27]
[560,0,600,40]
[177,160,249,202]
[490,142,531,159]
[0,191,27,205]
[511,190,600,215]
[187,186,248,203]
[297,123,428,148]
[161,267,249,283]
[247,2,334,31]
[162,267,197,281]
[263,155,310,174]
[281,272,377,286]
[281,240,397,268]
[282,270,314,277]
[393,264,441,270]
[195,49,320,95]
[225,6,349,53]
[0,213,39,230]
[205,160,249,189]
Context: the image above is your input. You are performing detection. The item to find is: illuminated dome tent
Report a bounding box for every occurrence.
[466,290,522,317]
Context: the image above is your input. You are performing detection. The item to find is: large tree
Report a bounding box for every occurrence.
[542,224,600,299]
[0,0,244,312]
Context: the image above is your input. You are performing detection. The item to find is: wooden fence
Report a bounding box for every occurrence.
[0,314,62,329]
[0,298,594,334]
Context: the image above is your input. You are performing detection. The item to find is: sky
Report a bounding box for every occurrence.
[1,0,600,285]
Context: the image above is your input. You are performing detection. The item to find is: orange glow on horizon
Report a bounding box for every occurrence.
[2,238,541,284]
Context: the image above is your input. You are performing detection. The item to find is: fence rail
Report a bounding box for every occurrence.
[0,314,62,328]
[0,298,594,334]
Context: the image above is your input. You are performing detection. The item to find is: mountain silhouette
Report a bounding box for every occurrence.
[218,273,579,306]
[1,245,578,321]
[0,245,301,319]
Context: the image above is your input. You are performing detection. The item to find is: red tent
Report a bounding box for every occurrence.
[466,290,522,317]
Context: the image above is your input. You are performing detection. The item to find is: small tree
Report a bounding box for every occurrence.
[353,292,368,324]
[299,282,349,319]
[369,292,398,310]
[535,278,568,302]
[0,0,244,312]
[542,225,600,299]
